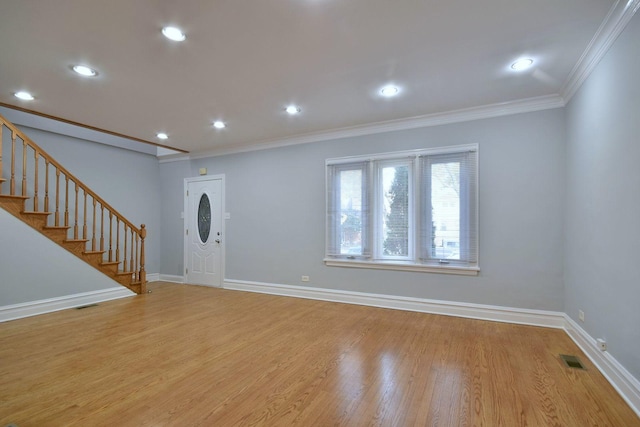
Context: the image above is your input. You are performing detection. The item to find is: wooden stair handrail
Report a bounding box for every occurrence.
[0,115,141,235]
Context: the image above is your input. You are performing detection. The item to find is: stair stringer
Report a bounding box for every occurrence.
[0,195,145,295]
[0,207,135,306]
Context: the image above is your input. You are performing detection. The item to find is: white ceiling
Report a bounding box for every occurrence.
[0,0,631,156]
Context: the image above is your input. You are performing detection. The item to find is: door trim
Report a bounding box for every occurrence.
[183,174,225,286]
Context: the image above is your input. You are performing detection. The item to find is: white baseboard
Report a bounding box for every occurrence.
[564,315,640,418]
[223,278,640,417]
[146,273,160,282]
[0,287,135,323]
[158,274,184,284]
[223,279,565,328]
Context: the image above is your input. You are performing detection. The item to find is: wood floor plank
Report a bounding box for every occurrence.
[0,282,638,426]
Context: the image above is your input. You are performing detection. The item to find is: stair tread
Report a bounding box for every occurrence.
[101,261,121,266]
[22,211,52,216]
[64,239,89,243]
[116,271,135,276]
[43,225,70,230]
[84,250,106,255]
[0,194,29,200]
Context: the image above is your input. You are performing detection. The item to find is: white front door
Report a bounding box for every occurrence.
[185,177,223,287]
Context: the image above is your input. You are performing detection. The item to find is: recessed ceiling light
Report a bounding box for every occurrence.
[511,58,534,71]
[156,133,168,140]
[72,65,98,77]
[285,105,301,115]
[213,121,226,129]
[162,26,186,42]
[14,91,34,101]
[380,85,400,97]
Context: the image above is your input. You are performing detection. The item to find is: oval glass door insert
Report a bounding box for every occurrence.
[198,193,212,243]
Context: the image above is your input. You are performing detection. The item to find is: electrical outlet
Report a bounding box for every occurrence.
[301,275,310,282]
[578,310,585,322]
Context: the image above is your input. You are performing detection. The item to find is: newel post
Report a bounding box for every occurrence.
[139,224,147,292]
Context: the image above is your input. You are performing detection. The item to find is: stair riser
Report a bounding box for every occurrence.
[0,198,28,218]
[82,253,105,265]
[129,283,144,294]
[115,275,133,286]
[18,214,50,229]
[100,264,120,274]
[42,228,71,244]
[62,242,88,254]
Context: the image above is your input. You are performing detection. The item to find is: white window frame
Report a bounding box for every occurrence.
[325,162,371,258]
[325,144,479,276]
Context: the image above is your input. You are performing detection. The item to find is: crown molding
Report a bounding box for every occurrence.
[158,155,191,164]
[561,0,640,102]
[176,0,640,163]
[159,94,564,162]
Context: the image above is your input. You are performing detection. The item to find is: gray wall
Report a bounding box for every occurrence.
[160,108,567,311]
[0,125,161,305]
[564,13,640,379]
[159,159,191,276]
[0,209,125,304]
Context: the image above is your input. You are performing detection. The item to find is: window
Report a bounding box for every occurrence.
[325,145,478,275]
[198,193,212,243]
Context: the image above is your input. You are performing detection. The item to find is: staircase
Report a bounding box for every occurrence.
[0,113,147,294]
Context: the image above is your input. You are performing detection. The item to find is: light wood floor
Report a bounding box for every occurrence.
[1,282,638,426]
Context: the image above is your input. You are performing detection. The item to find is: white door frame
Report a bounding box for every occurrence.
[183,174,225,286]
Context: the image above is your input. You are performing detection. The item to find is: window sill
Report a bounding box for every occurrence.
[323,258,480,276]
